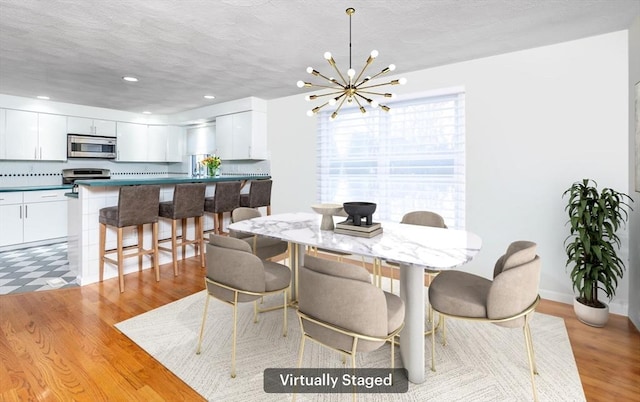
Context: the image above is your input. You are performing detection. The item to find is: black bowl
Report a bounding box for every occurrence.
[342,202,377,226]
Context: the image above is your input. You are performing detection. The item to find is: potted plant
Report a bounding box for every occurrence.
[563,179,633,327]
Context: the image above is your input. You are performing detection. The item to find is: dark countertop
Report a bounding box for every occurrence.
[74,174,271,187]
[0,184,74,193]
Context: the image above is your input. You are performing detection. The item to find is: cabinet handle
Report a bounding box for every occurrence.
[19,205,22,219]
[40,147,42,159]
[25,205,28,218]
[41,195,58,198]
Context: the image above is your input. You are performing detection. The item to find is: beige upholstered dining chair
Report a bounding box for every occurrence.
[296,255,405,370]
[428,240,541,401]
[230,207,289,262]
[196,235,291,378]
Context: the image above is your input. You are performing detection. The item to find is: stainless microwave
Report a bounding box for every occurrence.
[67,134,117,159]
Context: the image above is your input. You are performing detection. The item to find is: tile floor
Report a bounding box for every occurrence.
[0,242,78,295]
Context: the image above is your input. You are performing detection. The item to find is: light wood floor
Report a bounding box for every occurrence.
[0,256,638,401]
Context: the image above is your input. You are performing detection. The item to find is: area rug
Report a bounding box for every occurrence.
[115,291,585,401]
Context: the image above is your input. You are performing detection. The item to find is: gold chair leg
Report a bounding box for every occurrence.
[441,315,447,346]
[283,290,288,337]
[196,293,211,354]
[523,315,539,402]
[254,300,258,323]
[231,292,238,378]
[431,319,436,371]
[198,216,205,268]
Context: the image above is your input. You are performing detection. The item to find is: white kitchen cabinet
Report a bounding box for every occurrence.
[165,125,185,162]
[0,190,68,247]
[4,109,38,160]
[116,122,149,162]
[68,116,116,136]
[215,111,267,160]
[0,192,24,247]
[119,123,184,162]
[0,109,6,159]
[37,114,67,160]
[3,110,67,161]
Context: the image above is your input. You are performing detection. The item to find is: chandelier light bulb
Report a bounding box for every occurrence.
[329,98,337,105]
[371,100,379,108]
[389,64,396,71]
[324,52,332,60]
[399,77,408,85]
[307,110,314,117]
[306,67,314,74]
[305,95,311,101]
[297,80,305,88]
[347,69,356,78]
[370,50,379,58]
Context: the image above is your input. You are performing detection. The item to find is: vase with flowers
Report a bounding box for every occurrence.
[201,155,222,177]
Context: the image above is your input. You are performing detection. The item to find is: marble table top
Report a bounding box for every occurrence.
[228,212,482,270]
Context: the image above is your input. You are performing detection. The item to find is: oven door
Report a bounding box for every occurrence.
[67,135,117,159]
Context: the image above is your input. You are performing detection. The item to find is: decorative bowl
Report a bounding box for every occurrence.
[342,202,377,226]
[311,203,344,230]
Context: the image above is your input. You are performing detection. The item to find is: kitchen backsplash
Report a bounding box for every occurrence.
[0,158,271,187]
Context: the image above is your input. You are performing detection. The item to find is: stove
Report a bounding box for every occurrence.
[62,168,111,184]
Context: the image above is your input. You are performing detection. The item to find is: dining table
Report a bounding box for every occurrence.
[227,212,482,384]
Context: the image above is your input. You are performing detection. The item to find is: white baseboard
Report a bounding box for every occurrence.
[539,289,629,316]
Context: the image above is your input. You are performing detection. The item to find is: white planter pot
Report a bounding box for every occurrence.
[573,298,609,327]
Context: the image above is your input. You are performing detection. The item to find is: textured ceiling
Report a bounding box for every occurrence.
[0,0,638,115]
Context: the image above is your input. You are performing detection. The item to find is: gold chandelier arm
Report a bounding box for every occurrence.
[357,80,401,90]
[357,90,393,97]
[355,67,393,87]
[331,94,349,119]
[309,69,342,86]
[352,58,375,87]
[353,95,367,114]
[310,101,331,114]
[307,90,347,101]
[326,57,350,86]
[305,82,346,90]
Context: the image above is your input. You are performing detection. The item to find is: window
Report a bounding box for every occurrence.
[316,91,465,228]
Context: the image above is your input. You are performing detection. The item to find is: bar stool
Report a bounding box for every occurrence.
[99,185,161,293]
[204,181,241,234]
[239,179,273,215]
[158,183,207,275]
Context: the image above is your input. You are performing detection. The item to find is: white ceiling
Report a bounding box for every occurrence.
[0,0,638,115]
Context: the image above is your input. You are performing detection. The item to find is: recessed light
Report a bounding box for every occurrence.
[203,95,215,100]
[122,76,138,82]
[37,96,50,100]
[142,111,152,114]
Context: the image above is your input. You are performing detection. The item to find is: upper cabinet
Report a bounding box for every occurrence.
[67,116,116,137]
[117,122,185,162]
[116,122,148,162]
[2,110,67,161]
[215,111,267,160]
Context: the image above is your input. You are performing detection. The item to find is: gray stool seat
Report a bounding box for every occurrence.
[239,179,272,215]
[204,181,241,234]
[99,185,160,293]
[158,183,206,275]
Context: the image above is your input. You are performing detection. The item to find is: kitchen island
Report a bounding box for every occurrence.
[67,174,270,286]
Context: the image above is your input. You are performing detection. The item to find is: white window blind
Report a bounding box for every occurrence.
[316,91,466,229]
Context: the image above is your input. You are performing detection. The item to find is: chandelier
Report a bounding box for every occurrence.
[297,8,406,120]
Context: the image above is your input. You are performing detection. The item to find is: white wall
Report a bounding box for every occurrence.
[628,17,640,329]
[267,31,631,315]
